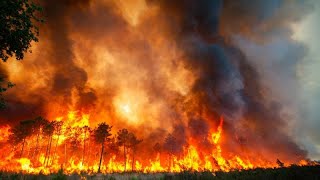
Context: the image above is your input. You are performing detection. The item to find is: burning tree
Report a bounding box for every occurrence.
[116,129,142,172]
[128,133,142,171]
[43,121,56,166]
[93,122,112,173]
[8,120,34,157]
[163,134,178,171]
[31,117,49,159]
[51,121,63,165]
[116,129,131,172]
[82,126,91,166]
[0,111,316,173]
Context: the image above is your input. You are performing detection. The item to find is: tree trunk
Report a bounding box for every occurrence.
[123,145,126,172]
[51,134,60,165]
[98,142,104,173]
[44,138,50,164]
[20,138,26,158]
[87,138,91,167]
[32,131,40,159]
[35,131,42,162]
[46,135,53,166]
[170,146,173,171]
[64,142,67,167]
[82,132,86,166]
[44,135,52,166]
[131,149,135,172]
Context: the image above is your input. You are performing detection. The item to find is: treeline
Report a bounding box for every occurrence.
[6,116,186,173]
[7,116,147,173]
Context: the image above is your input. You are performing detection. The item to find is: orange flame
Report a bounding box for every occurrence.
[0,113,315,174]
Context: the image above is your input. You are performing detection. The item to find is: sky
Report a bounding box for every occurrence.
[293,0,320,160]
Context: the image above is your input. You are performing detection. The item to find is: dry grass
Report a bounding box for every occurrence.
[1,165,320,180]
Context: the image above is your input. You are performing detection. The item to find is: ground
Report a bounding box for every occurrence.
[1,165,320,180]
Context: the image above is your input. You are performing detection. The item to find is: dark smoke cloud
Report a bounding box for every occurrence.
[148,0,310,160]
[43,0,96,108]
[188,117,212,150]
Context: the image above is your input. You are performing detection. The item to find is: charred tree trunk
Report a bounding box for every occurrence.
[169,146,173,171]
[98,141,105,173]
[82,132,86,166]
[44,138,50,164]
[64,142,67,167]
[20,138,26,158]
[51,133,60,165]
[33,131,40,160]
[131,148,135,172]
[44,135,53,166]
[124,145,126,172]
[47,135,53,166]
[87,138,91,167]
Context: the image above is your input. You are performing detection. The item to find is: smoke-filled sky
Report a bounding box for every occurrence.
[1,0,320,161]
[292,0,320,160]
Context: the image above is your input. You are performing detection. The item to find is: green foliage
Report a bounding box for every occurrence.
[130,176,139,180]
[52,169,67,180]
[0,77,15,110]
[94,122,112,144]
[0,0,43,109]
[0,0,43,62]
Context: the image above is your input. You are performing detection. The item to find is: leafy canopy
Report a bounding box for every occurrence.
[0,0,43,62]
[0,0,42,109]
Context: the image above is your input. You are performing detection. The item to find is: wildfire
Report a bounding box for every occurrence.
[0,0,317,176]
[0,113,315,175]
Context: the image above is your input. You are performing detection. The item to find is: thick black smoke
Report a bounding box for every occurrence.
[148,0,309,161]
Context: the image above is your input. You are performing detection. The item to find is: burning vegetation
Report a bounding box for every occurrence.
[0,113,315,174]
[0,0,318,175]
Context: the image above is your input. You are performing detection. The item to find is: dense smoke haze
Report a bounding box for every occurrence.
[0,0,319,171]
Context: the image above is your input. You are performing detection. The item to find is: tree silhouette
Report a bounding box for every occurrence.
[51,121,63,165]
[82,126,90,166]
[0,0,42,62]
[9,120,34,157]
[0,0,43,108]
[153,142,162,164]
[128,133,142,171]
[66,127,82,158]
[277,159,284,167]
[43,121,56,166]
[163,134,177,170]
[117,129,130,172]
[94,122,112,173]
[31,116,49,159]
[0,78,14,109]
[107,137,120,156]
